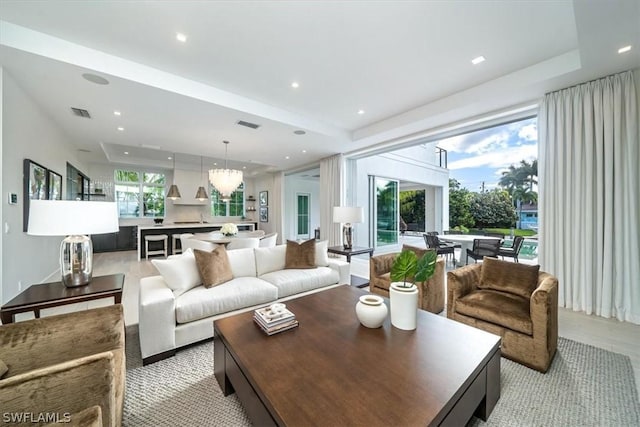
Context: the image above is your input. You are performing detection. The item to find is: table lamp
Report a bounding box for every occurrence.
[27,200,119,287]
[333,206,364,250]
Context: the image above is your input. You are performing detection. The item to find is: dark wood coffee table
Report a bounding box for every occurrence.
[214,285,501,426]
[1,273,124,324]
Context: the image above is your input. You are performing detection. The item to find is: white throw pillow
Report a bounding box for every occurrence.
[151,248,201,296]
[315,240,329,267]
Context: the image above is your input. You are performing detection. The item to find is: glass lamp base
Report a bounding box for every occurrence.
[60,235,93,287]
[343,224,353,250]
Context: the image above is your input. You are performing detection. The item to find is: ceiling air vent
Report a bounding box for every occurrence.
[237,120,261,129]
[71,107,91,118]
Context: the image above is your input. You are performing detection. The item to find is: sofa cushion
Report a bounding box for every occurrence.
[194,246,234,288]
[175,277,278,323]
[0,358,7,379]
[285,239,316,269]
[479,257,540,299]
[255,245,287,276]
[226,247,257,277]
[455,289,532,335]
[151,248,201,297]
[260,267,339,298]
[315,240,329,267]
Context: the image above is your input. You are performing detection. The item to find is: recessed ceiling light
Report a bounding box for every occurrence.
[357,109,365,115]
[618,45,632,54]
[302,149,307,153]
[213,162,217,166]
[113,110,121,116]
[471,56,486,65]
[124,151,129,155]
[167,156,172,160]
[82,73,109,85]
[294,130,306,135]
[242,166,246,169]
[285,156,290,160]
[291,82,299,89]
[117,127,124,131]
[176,32,187,43]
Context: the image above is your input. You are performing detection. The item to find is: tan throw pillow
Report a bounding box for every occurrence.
[285,239,316,269]
[0,358,8,379]
[194,246,233,288]
[479,257,540,299]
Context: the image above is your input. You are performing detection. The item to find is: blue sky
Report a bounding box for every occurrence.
[437,117,538,192]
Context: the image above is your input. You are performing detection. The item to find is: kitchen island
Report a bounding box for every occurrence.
[137,222,258,260]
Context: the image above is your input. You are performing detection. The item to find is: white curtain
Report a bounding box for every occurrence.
[320,154,344,247]
[539,70,639,324]
[272,171,285,244]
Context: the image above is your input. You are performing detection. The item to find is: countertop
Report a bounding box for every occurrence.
[137,222,256,231]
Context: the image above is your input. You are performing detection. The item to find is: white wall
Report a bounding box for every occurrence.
[1,71,88,303]
[353,152,449,251]
[283,175,320,241]
[253,173,277,236]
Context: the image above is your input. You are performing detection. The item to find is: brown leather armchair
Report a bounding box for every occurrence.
[447,257,558,372]
[369,245,445,314]
[0,305,125,426]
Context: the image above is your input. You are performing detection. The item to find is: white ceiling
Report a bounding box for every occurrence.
[0,1,638,174]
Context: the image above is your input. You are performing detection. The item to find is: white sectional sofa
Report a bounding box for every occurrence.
[139,242,349,364]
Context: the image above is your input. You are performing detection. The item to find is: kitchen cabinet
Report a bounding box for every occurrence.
[92,226,137,252]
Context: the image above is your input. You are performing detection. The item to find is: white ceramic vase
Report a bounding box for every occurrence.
[389,282,419,330]
[355,294,388,328]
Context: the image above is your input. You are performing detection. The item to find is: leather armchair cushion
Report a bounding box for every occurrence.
[478,257,540,298]
[456,289,533,335]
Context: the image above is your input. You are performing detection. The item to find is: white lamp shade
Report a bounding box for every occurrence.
[28,200,119,236]
[333,206,364,224]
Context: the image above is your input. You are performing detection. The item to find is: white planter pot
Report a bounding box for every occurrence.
[389,282,419,330]
[355,294,388,328]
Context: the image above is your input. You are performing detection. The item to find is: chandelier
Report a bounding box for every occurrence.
[209,140,243,201]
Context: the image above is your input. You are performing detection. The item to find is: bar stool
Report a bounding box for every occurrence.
[172,234,182,255]
[145,234,168,260]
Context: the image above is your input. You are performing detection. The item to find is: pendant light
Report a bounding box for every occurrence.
[195,156,209,201]
[166,154,181,200]
[208,141,243,201]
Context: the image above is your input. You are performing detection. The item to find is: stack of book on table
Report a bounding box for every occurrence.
[253,304,298,336]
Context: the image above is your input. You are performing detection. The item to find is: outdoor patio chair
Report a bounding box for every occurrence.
[424,234,456,263]
[498,235,525,263]
[465,238,501,264]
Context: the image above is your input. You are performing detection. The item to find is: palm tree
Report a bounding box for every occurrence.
[512,186,538,228]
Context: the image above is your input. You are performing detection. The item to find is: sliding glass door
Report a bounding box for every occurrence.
[373,177,399,247]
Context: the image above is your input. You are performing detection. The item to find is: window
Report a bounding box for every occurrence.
[210,182,244,216]
[115,170,165,218]
[373,177,399,247]
[296,193,310,238]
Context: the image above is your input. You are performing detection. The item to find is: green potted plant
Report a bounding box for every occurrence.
[388,249,437,330]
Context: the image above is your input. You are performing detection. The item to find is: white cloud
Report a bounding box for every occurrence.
[448,143,537,170]
[518,123,537,141]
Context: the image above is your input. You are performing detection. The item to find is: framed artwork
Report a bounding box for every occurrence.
[259,191,268,206]
[48,170,62,200]
[259,207,268,223]
[23,159,48,231]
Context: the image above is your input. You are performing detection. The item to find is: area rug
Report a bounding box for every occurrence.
[123,327,640,426]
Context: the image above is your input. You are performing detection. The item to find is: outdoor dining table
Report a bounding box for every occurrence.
[437,234,502,267]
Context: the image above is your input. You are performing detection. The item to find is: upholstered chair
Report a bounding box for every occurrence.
[447,257,558,372]
[369,245,445,314]
[0,304,125,426]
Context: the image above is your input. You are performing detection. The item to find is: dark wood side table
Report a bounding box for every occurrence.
[327,246,374,263]
[1,273,124,324]
[327,246,374,288]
